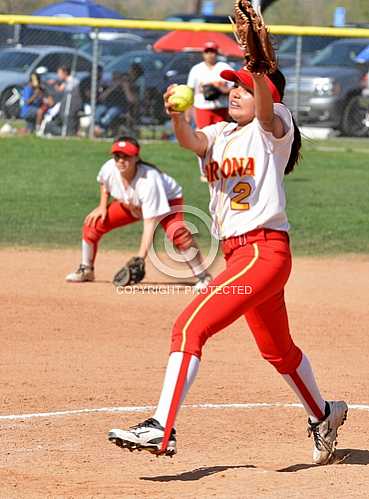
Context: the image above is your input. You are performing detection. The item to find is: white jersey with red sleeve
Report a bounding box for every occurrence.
[97,160,182,219]
[198,103,294,239]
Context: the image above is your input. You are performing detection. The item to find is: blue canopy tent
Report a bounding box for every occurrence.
[31,0,125,33]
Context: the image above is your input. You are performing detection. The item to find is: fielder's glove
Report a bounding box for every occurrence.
[232,0,277,74]
[113,257,145,287]
[203,84,222,101]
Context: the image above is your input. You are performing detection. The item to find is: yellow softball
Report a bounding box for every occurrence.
[168,85,194,112]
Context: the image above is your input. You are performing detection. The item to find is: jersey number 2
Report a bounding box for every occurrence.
[230,182,252,211]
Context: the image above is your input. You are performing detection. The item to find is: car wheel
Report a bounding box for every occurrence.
[340,95,369,137]
[0,87,22,119]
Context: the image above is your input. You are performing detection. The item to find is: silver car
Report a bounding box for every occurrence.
[283,38,369,136]
[0,45,96,118]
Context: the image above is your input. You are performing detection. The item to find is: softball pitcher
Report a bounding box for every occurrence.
[66,136,212,290]
[107,71,348,465]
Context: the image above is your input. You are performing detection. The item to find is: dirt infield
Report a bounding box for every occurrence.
[1,249,369,498]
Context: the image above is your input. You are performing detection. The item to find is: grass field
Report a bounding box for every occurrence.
[1,135,368,255]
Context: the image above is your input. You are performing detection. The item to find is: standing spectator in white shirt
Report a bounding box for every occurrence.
[187,42,233,129]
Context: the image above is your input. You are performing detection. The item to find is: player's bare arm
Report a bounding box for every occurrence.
[163,86,208,157]
[252,74,284,138]
[84,183,109,227]
[137,217,159,259]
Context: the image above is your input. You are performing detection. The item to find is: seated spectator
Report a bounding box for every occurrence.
[94,71,126,137]
[39,65,81,136]
[121,63,144,129]
[47,65,79,100]
[94,63,144,137]
[20,73,45,133]
[42,83,82,137]
[77,76,104,137]
[39,65,79,125]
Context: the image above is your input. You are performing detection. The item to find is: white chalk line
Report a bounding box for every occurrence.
[0,402,368,422]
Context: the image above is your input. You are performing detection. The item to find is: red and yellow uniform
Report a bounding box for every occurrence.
[157,99,325,452]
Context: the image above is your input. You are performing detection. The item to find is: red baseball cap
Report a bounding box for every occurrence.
[111,139,140,157]
[220,67,281,103]
[203,41,219,52]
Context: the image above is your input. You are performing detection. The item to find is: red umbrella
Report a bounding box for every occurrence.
[153,30,243,58]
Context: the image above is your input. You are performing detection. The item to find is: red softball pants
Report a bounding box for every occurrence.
[194,107,229,128]
[171,228,302,375]
[82,197,189,262]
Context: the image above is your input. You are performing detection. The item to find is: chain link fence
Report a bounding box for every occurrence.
[0,17,369,139]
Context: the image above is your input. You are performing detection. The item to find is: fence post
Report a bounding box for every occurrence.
[89,28,99,139]
[14,24,21,45]
[293,35,302,125]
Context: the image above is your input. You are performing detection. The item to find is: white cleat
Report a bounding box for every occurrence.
[108,418,176,457]
[65,264,95,283]
[308,400,348,465]
[193,273,212,292]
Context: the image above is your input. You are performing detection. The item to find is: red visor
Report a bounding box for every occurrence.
[111,140,140,157]
[220,68,281,103]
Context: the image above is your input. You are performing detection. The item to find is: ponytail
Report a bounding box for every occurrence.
[284,115,301,175]
[268,70,302,175]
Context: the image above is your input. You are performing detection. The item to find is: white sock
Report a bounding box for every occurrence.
[82,239,94,267]
[180,248,207,278]
[153,352,200,428]
[282,354,326,422]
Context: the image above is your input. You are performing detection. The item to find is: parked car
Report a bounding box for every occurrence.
[102,49,241,124]
[283,38,369,136]
[80,35,148,65]
[277,34,343,68]
[103,48,241,87]
[102,49,174,86]
[0,45,100,118]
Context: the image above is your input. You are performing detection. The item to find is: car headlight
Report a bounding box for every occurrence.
[313,78,340,96]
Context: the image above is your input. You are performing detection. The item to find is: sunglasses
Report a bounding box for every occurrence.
[113,153,131,161]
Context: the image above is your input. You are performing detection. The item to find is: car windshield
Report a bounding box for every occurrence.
[310,40,369,66]
[106,52,171,74]
[81,40,144,58]
[0,51,38,72]
[279,35,339,54]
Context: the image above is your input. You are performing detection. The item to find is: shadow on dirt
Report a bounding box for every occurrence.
[140,464,256,481]
[277,448,369,472]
